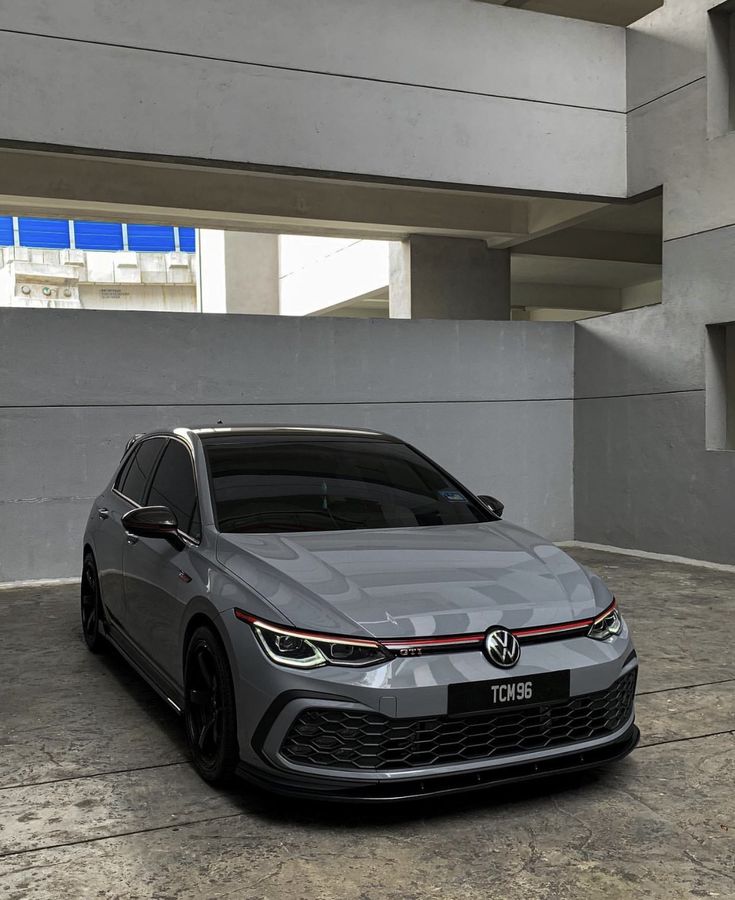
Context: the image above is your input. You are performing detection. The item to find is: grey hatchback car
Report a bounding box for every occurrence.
[82,425,638,801]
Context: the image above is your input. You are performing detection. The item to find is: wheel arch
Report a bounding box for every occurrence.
[183,610,218,656]
[180,598,236,681]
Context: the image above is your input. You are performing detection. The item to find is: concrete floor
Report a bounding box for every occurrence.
[1,548,734,899]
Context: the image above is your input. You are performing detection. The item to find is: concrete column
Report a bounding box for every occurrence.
[198,231,279,315]
[389,236,510,320]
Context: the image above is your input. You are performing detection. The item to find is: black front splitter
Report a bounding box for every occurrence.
[236,723,640,804]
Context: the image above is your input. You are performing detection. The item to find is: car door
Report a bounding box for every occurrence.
[95,437,166,630]
[122,437,201,684]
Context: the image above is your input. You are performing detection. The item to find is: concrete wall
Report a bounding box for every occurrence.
[0,308,574,581]
[6,0,734,568]
[0,0,626,197]
[575,0,735,564]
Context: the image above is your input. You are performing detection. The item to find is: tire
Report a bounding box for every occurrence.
[184,625,239,785]
[81,552,106,653]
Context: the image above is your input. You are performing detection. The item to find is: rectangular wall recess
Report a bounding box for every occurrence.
[708,0,735,138]
[706,322,735,449]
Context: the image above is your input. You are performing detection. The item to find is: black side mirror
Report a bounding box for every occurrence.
[478,495,504,519]
[122,506,183,549]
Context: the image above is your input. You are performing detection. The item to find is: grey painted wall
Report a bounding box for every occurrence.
[575,0,735,564]
[0,309,574,581]
[5,0,734,572]
[0,0,626,111]
[0,1,626,196]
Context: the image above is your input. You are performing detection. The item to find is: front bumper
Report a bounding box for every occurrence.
[237,724,640,802]
[222,612,639,801]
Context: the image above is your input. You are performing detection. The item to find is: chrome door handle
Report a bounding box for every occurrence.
[97,507,109,520]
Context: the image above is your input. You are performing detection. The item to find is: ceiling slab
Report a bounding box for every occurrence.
[0,147,643,247]
[578,195,663,234]
[512,282,621,311]
[0,148,534,243]
[512,255,662,288]
[481,0,663,26]
[516,228,662,265]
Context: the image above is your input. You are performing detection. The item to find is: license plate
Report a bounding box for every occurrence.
[447,671,570,715]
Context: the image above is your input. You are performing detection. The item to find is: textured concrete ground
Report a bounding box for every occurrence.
[0,549,733,899]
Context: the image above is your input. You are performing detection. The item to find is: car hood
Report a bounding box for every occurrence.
[216,522,609,639]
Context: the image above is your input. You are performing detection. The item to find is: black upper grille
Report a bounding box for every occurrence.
[280,670,637,771]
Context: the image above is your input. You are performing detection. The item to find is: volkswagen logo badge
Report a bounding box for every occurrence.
[484,627,521,668]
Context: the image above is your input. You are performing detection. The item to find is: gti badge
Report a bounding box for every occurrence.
[484,627,521,668]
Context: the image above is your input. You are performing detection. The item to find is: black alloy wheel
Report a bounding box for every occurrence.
[81,552,106,653]
[184,625,239,784]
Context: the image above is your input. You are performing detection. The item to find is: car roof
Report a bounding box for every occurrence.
[129,425,402,443]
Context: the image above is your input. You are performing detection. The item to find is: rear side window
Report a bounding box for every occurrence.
[114,451,136,493]
[147,440,201,539]
[117,438,166,505]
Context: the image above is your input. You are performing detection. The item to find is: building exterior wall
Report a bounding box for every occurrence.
[0,308,574,581]
[0,0,626,110]
[0,1,626,197]
[574,0,735,564]
[0,246,197,312]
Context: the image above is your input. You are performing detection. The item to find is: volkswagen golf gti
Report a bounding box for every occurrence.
[81,425,639,801]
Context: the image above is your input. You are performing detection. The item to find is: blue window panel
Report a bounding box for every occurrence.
[0,217,13,246]
[18,217,70,249]
[179,227,196,253]
[127,224,176,252]
[74,220,124,251]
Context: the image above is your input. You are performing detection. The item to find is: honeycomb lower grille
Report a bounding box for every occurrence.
[280,670,637,771]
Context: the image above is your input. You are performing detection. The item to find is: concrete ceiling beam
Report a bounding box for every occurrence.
[510,227,662,265]
[524,198,610,238]
[0,149,532,243]
[511,282,621,311]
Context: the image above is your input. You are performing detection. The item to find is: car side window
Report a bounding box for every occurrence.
[117,438,166,506]
[147,439,201,540]
[114,451,136,493]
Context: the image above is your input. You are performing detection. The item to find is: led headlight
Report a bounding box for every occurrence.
[588,600,623,640]
[234,610,391,669]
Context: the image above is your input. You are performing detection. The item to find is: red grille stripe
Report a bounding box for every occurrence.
[383,634,484,650]
[382,600,616,649]
[236,600,617,651]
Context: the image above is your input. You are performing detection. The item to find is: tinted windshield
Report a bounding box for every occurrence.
[204,437,489,534]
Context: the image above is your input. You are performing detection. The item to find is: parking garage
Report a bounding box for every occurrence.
[1,0,734,897]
